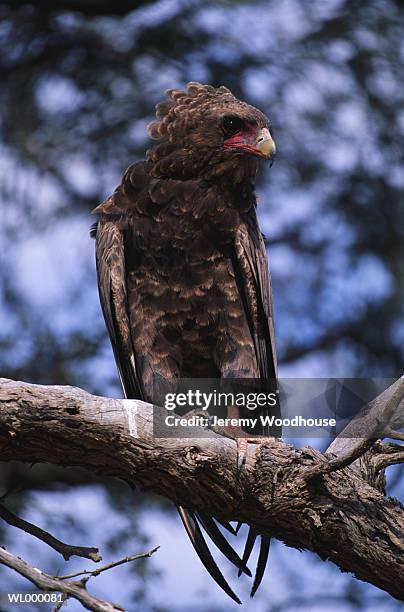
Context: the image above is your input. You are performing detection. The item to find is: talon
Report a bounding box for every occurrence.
[237,438,248,471]
[236,437,264,472]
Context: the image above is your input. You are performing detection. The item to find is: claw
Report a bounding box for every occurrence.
[236,438,248,471]
[236,437,262,472]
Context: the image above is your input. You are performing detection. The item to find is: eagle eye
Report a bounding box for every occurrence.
[222,116,244,137]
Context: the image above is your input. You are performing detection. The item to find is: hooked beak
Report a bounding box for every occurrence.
[223,126,276,166]
[255,128,276,165]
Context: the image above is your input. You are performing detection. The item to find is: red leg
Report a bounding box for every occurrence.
[226,406,264,470]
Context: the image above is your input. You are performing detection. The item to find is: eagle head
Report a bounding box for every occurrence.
[147,82,276,181]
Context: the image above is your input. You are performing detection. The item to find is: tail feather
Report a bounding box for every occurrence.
[178,507,241,604]
[237,526,256,578]
[217,519,238,536]
[250,536,271,597]
[196,512,252,577]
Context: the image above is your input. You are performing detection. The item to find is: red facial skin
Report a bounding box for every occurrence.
[223,125,264,157]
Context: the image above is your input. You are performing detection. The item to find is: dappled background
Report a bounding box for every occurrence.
[0,0,403,610]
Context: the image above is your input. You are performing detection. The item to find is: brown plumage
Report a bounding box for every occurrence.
[92,82,279,603]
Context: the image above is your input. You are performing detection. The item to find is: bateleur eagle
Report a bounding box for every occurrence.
[92,82,280,603]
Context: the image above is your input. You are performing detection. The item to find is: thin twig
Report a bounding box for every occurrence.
[56,547,160,581]
[0,503,101,562]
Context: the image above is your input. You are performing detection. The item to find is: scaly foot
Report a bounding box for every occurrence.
[236,436,264,471]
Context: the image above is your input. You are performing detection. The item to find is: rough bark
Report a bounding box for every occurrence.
[0,377,403,601]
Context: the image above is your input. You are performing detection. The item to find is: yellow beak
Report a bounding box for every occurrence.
[256,128,276,161]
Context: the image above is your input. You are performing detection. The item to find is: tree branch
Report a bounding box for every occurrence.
[302,377,404,480]
[0,502,101,561]
[0,547,123,612]
[325,376,404,481]
[0,377,403,601]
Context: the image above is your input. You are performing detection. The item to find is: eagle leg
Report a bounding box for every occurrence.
[225,406,264,470]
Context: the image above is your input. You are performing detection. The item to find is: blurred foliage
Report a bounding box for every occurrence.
[0,0,403,610]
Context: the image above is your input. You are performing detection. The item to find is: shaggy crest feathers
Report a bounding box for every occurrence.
[147,82,235,141]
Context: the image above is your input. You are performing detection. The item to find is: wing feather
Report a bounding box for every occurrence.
[233,209,277,382]
[95,218,143,399]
